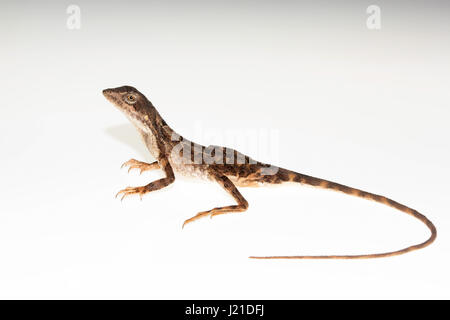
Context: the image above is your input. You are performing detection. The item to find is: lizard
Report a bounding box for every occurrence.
[103,85,437,259]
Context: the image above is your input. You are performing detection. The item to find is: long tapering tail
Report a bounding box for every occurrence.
[249,168,436,259]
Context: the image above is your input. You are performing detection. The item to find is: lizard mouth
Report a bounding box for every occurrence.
[102,88,120,106]
[103,88,137,122]
[102,88,113,99]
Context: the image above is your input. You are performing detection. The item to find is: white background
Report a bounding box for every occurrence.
[0,1,449,299]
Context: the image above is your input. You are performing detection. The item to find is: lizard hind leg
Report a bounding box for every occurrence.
[182,173,249,228]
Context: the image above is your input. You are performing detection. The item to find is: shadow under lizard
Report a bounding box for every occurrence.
[103,85,436,259]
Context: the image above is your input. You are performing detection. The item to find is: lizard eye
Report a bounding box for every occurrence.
[125,94,137,104]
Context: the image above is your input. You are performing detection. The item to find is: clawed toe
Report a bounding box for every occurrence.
[115,186,148,201]
[121,159,159,174]
[121,159,145,174]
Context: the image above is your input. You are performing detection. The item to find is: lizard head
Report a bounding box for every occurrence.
[103,85,153,129]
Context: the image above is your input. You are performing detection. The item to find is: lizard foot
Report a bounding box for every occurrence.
[121,159,159,174]
[210,211,227,219]
[182,210,212,229]
[182,205,247,228]
[116,186,149,201]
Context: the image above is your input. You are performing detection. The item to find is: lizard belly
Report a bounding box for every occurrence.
[169,157,211,180]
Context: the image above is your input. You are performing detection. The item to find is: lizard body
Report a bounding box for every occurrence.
[103,85,436,259]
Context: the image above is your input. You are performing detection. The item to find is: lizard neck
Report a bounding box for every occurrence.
[137,102,182,157]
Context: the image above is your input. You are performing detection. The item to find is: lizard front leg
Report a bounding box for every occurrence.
[182,171,249,228]
[121,159,160,174]
[116,157,175,200]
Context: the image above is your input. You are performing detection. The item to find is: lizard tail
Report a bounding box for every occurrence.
[249,168,436,259]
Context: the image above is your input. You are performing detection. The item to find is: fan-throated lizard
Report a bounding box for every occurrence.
[103,85,436,259]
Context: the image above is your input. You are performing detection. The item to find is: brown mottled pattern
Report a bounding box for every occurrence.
[104,86,437,260]
[249,169,437,259]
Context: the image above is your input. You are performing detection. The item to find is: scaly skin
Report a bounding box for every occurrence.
[103,85,436,259]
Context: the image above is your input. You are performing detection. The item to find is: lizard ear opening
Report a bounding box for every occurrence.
[124,94,138,105]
